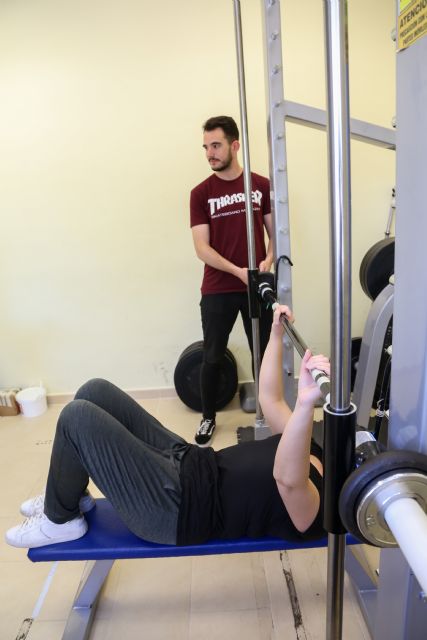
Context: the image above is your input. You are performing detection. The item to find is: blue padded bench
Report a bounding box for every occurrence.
[28,499,360,640]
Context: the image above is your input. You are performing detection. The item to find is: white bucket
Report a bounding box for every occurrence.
[15,386,47,418]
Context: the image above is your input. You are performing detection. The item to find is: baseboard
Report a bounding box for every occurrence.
[47,386,179,405]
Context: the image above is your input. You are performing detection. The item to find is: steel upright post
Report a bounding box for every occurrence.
[261,0,296,411]
[322,2,355,639]
[233,0,264,428]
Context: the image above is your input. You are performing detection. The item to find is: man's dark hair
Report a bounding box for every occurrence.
[203,116,239,143]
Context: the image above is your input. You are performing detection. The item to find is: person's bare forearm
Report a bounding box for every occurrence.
[274,349,329,489]
[259,237,274,271]
[271,341,328,533]
[195,242,246,282]
[192,224,248,284]
[259,214,274,272]
[259,331,284,407]
[259,326,292,434]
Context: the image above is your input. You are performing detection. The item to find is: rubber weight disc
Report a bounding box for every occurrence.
[339,450,427,545]
[173,341,238,412]
[359,237,395,300]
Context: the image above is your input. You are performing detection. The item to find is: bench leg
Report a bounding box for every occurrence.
[62,559,114,640]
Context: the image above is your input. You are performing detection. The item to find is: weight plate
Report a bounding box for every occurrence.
[359,237,395,300]
[339,449,427,545]
[173,342,238,412]
[351,337,362,391]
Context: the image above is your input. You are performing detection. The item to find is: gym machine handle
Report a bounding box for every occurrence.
[258,278,331,403]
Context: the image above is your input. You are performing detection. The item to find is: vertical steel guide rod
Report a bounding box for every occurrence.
[233,0,263,422]
[322,2,356,640]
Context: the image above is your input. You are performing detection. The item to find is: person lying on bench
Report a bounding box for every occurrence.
[5,305,329,549]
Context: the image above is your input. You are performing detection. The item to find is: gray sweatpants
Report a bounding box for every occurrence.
[44,379,190,544]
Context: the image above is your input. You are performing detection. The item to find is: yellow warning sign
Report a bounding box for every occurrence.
[398,0,427,50]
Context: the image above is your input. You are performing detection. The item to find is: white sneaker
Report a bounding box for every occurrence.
[5,512,88,548]
[20,491,95,517]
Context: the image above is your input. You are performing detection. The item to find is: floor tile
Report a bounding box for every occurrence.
[36,561,89,621]
[27,620,66,640]
[191,553,258,612]
[92,606,190,640]
[189,608,268,640]
[107,557,192,612]
[0,561,53,639]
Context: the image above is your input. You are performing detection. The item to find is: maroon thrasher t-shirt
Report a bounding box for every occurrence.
[190,172,271,295]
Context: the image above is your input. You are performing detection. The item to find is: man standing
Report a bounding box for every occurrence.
[190,115,273,446]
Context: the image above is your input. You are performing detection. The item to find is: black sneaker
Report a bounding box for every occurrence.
[195,418,216,447]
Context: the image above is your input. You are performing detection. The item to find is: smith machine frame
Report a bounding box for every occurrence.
[233,0,427,638]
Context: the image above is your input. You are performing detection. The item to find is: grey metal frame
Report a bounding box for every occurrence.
[261,0,295,411]
[236,0,396,431]
[62,559,113,640]
[339,6,427,640]
[260,1,427,639]
[261,1,395,422]
[352,283,394,429]
[369,5,427,638]
[284,100,396,150]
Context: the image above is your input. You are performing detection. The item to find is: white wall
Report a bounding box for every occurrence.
[0,0,395,394]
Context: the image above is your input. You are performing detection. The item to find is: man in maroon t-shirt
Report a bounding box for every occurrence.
[190,115,273,446]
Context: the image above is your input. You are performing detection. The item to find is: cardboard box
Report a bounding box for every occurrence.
[0,389,21,416]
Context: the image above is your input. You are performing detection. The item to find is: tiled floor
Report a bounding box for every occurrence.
[1,394,375,640]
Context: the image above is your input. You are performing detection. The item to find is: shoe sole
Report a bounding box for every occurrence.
[194,438,214,447]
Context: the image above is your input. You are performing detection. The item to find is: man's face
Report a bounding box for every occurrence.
[203,128,235,172]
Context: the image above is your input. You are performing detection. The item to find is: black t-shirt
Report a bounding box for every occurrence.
[176,434,325,545]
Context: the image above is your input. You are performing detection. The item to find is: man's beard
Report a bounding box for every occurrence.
[211,150,232,172]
